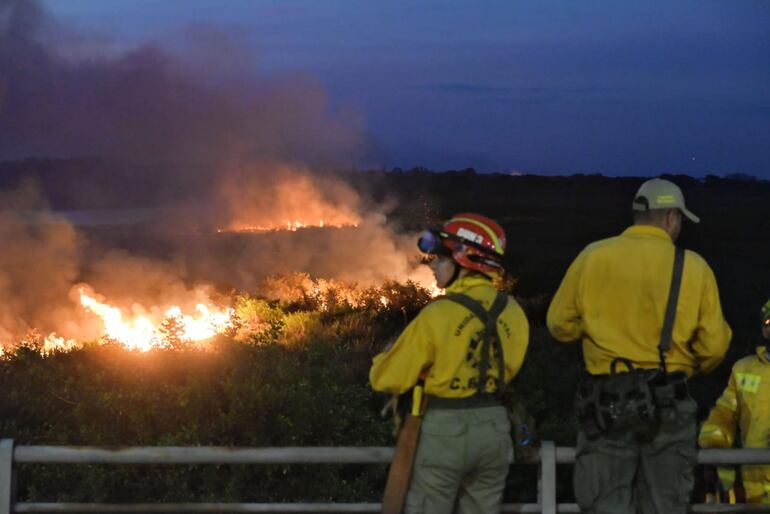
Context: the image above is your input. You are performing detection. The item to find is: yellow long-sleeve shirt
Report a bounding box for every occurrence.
[699,346,770,503]
[370,274,529,397]
[547,224,731,376]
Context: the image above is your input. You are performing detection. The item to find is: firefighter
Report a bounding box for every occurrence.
[370,213,529,514]
[699,298,770,504]
[547,178,732,514]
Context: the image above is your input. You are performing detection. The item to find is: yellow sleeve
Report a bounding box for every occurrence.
[504,301,530,382]
[690,263,732,374]
[547,251,586,343]
[369,309,435,395]
[699,369,739,448]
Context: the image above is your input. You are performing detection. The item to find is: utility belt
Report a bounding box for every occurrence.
[429,394,502,410]
[576,358,690,440]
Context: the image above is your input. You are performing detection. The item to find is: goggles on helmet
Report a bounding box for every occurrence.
[417,229,452,256]
[417,228,502,260]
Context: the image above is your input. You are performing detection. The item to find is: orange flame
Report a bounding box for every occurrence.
[218,171,363,234]
[13,264,441,356]
[37,334,77,355]
[217,219,359,234]
[74,287,235,352]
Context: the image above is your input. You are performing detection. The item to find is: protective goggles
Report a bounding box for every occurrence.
[417,228,502,259]
[417,229,452,256]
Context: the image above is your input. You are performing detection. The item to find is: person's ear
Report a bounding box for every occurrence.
[666,209,680,228]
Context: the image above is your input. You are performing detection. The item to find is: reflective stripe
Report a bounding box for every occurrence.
[736,372,762,393]
[452,217,503,255]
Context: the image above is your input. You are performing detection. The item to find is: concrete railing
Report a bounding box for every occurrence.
[2,440,770,513]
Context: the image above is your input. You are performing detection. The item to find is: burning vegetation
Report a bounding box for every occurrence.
[0,166,441,356]
[0,1,443,356]
[216,169,364,234]
[218,220,360,234]
[0,155,445,357]
[6,274,439,357]
[0,270,442,505]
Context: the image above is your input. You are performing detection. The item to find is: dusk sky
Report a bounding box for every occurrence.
[22,1,770,176]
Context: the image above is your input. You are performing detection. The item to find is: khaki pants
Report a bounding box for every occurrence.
[574,397,698,514]
[404,405,512,514]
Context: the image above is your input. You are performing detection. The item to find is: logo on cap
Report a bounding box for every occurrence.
[656,195,676,205]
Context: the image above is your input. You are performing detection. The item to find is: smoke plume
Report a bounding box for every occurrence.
[173,162,429,291]
[0,1,436,350]
[0,184,81,343]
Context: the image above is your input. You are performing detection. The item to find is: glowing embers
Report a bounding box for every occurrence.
[66,287,236,352]
[217,220,359,234]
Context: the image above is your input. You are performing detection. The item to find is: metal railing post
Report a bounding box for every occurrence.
[0,439,15,514]
[540,441,556,514]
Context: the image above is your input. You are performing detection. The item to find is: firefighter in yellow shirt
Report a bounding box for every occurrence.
[699,298,770,504]
[370,213,529,514]
[547,178,732,514]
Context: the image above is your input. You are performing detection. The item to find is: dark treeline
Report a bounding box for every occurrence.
[1,161,769,503]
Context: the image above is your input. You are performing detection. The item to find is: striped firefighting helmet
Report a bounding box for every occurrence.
[417,213,505,275]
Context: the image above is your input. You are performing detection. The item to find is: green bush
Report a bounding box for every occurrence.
[0,285,429,502]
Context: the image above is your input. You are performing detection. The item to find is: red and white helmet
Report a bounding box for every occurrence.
[418,212,506,275]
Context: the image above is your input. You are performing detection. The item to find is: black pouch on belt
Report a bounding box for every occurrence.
[649,371,689,423]
[575,376,603,439]
[577,358,658,439]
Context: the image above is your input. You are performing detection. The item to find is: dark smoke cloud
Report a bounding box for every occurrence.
[0,0,366,168]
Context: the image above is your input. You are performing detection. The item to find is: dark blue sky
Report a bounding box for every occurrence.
[39,1,770,176]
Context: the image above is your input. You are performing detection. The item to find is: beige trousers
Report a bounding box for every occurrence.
[404,405,512,514]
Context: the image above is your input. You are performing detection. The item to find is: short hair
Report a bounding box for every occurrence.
[632,207,674,225]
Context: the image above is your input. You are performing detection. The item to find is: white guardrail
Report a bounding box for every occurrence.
[2,440,770,513]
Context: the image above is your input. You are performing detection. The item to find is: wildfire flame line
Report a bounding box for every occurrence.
[15,273,441,356]
[217,220,359,234]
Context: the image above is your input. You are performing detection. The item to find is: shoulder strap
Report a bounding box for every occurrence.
[442,293,489,323]
[658,246,685,372]
[486,293,509,399]
[442,291,509,398]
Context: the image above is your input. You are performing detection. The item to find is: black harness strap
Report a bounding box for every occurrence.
[442,291,509,399]
[658,246,685,373]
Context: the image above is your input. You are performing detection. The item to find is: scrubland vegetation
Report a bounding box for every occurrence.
[2,278,558,503]
[2,168,770,503]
